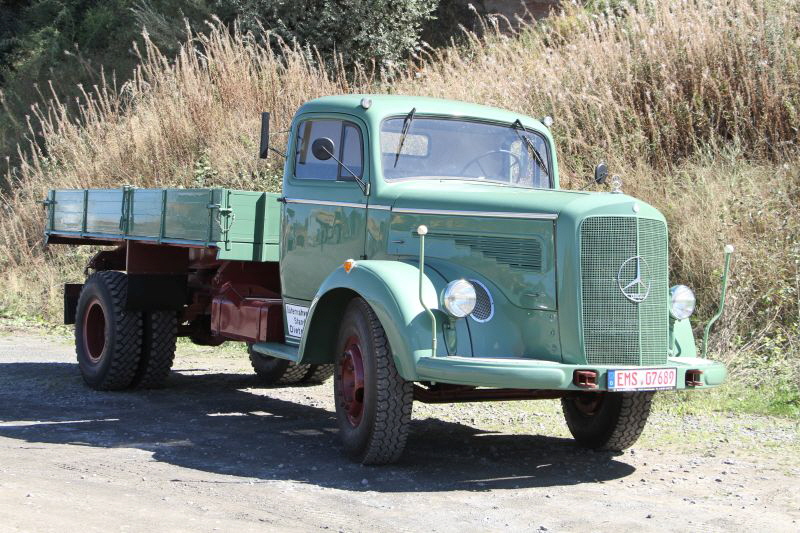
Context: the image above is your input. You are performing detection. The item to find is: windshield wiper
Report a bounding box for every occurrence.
[394,107,416,168]
[512,119,549,179]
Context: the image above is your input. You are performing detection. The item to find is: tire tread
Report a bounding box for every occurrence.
[356,299,413,465]
[77,271,142,390]
[132,310,177,388]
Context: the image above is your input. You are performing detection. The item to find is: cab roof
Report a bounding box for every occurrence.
[295,94,548,132]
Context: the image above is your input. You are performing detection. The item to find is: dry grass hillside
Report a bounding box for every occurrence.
[1,0,798,412]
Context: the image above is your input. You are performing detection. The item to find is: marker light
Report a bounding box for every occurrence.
[343,259,356,273]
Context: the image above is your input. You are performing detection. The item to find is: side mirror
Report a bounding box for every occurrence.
[312,137,335,160]
[259,112,270,159]
[594,162,608,185]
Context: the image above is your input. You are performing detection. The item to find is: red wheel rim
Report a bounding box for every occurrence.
[83,298,107,363]
[338,335,365,427]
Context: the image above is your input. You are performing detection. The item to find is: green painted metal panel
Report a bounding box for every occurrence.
[387,213,556,311]
[250,341,300,362]
[671,318,698,358]
[299,260,454,378]
[84,189,125,234]
[421,256,562,362]
[46,186,282,262]
[216,190,281,261]
[129,189,163,238]
[51,190,85,232]
[414,355,726,390]
[280,112,371,300]
[163,189,220,242]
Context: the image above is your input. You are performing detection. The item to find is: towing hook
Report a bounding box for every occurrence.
[701,244,734,358]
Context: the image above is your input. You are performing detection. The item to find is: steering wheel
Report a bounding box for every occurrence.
[459,149,522,181]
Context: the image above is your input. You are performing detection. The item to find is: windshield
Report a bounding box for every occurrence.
[381,116,552,188]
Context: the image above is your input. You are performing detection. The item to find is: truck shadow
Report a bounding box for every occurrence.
[0,362,635,492]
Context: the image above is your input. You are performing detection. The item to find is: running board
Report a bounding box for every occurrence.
[250,342,300,363]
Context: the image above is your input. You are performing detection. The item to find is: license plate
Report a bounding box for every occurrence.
[607,368,677,391]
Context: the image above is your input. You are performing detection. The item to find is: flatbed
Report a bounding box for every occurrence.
[45,187,281,261]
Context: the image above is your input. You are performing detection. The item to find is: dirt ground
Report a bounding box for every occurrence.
[1,324,798,533]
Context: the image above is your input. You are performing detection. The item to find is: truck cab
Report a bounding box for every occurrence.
[46,94,731,465]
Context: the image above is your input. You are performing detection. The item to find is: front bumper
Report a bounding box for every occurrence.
[415,355,727,391]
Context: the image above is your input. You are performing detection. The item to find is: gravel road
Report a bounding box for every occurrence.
[1,324,798,532]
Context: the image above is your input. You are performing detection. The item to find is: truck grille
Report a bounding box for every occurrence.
[580,217,669,366]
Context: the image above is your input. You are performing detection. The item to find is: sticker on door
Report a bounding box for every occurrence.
[286,304,309,338]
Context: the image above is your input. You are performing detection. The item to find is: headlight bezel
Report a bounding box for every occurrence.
[441,279,477,318]
[670,284,696,320]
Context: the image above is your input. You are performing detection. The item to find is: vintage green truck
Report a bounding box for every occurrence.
[44,95,732,464]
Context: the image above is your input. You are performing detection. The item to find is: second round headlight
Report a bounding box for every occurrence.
[442,280,477,318]
[670,285,696,320]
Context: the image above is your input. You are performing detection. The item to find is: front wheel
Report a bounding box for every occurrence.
[334,298,413,465]
[561,391,654,451]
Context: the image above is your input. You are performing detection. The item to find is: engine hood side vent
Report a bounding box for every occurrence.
[428,232,542,272]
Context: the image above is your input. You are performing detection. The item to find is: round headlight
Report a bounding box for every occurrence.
[442,280,477,318]
[670,285,696,320]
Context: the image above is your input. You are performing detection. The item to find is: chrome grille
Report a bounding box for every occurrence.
[469,280,494,322]
[430,232,542,272]
[580,217,669,366]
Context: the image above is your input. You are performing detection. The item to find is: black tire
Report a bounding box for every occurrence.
[248,345,311,385]
[75,271,142,390]
[301,364,334,384]
[561,391,655,451]
[334,298,413,465]
[131,310,177,389]
[187,316,226,347]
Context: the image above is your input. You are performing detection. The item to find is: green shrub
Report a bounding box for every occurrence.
[230,0,437,69]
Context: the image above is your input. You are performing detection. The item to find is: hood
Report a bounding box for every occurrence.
[386,180,663,222]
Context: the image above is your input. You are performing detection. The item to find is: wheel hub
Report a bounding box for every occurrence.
[338,335,365,427]
[83,298,107,363]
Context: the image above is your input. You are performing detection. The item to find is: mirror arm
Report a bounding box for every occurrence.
[267,146,286,159]
[322,147,370,196]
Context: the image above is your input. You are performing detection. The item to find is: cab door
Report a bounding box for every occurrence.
[280,114,368,342]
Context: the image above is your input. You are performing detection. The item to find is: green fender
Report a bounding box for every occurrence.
[671,318,698,358]
[296,260,446,380]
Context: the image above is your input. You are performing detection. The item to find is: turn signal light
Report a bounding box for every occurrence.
[343,259,356,273]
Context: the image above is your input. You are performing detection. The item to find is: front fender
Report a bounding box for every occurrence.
[297,260,447,380]
[671,317,698,358]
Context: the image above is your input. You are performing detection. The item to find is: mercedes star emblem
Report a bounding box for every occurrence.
[617,255,651,303]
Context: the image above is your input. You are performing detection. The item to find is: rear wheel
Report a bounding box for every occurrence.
[334,298,413,464]
[561,391,654,451]
[131,310,177,388]
[301,364,334,384]
[75,271,142,390]
[248,345,312,385]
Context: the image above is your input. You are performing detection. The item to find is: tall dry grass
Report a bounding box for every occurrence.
[1,0,798,388]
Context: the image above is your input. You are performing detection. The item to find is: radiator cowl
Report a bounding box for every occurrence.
[579,216,669,366]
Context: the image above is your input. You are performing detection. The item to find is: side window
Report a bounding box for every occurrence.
[294,119,363,181]
[339,123,363,180]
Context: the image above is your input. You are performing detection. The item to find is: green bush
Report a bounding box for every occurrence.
[230,0,438,69]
